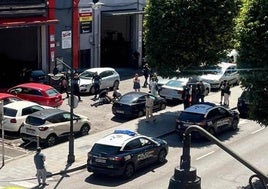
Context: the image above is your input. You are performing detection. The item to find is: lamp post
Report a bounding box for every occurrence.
[90,1,103,68]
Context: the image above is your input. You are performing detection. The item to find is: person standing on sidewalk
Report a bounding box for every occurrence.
[73,72,82,101]
[92,72,102,99]
[145,94,155,122]
[142,63,151,88]
[223,82,231,107]
[133,73,141,92]
[34,147,48,186]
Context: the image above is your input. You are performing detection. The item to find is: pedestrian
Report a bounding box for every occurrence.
[223,82,231,107]
[142,63,151,88]
[182,86,191,109]
[73,72,82,101]
[219,80,226,105]
[90,88,112,107]
[149,77,158,96]
[197,81,205,102]
[133,73,141,92]
[92,72,101,99]
[112,86,121,101]
[34,147,48,186]
[145,94,155,122]
[60,73,69,99]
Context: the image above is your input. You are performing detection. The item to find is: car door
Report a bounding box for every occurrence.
[48,113,70,137]
[99,71,111,89]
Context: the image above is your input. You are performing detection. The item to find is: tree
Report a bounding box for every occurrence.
[143,0,239,77]
[235,0,268,125]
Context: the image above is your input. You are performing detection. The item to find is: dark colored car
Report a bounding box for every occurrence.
[7,82,63,107]
[87,129,168,179]
[30,70,47,84]
[237,90,251,118]
[176,102,239,139]
[112,92,167,118]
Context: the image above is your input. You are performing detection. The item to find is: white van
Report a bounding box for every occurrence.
[198,62,239,89]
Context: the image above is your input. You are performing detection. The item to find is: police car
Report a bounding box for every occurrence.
[176,102,239,139]
[87,130,168,179]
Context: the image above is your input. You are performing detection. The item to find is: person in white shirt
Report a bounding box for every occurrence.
[145,94,155,122]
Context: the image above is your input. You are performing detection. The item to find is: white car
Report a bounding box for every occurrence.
[198,62,239,89]
[159,78,189,101]
[2,101,52,133]
[159,78,211,101]
[78,67,120,94]
[20,108,91,147]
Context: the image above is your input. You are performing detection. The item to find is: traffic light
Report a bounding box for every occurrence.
[92,0,99,3]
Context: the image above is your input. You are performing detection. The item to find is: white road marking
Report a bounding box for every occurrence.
[196,151,215,161]
[10,181,37,188]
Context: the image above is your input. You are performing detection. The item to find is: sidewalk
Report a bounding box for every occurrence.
[0,86,243,188]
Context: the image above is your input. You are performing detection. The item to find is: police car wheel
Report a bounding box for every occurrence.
[124,163,134,179]
[231,119,239,131]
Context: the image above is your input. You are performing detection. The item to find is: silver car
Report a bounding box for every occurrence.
[78,67,120,94]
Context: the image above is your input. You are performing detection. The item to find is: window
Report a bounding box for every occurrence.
[124,139,142,150]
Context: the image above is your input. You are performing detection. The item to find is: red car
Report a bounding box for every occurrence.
[0,92,22,105]
[7,83,63,107]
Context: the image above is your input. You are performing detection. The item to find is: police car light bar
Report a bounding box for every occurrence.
[114,130,136,136]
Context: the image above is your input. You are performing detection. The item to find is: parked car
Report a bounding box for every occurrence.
[7,82,63,107]
[112,92,167,118]
[29,70,48,84]
[176,102,239,139]
[1,101,52,133]
[198,62,239,89]
[79,67,120,94]
[0,92,22,105]
[237,90,251,118]
[20,109,91,147]
[87,129,168,179]
[158,78,189,101]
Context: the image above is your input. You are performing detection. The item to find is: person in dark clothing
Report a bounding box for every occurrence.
[60,73,69,99]
[219,80,227,105]
[34,147,48,186]
[92,72,101,99]
[142,63,151,88]
[182,86,191,109]
[73,72,82,101]
[90,88,112,107]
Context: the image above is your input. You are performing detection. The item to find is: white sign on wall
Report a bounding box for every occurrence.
[62,31,72,49]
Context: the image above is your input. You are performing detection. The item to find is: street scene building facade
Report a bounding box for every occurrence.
[0,0,146,89]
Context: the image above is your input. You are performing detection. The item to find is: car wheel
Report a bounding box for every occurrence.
[160,103,166,110]
[80,124,90,136]
[137,110,144,117]
[113,80,120,89]
[90,86,95,95]
[124,163,135,179]
[158,149,167,163]
[208,128,216,136]
[231,119,239,131]
[45,134,57,147]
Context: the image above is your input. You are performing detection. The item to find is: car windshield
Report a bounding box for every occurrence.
[4,107,17,117]
[119,94,141,103]
[25,116,46,126]
[91,144,121,155]
[178,112,205,122]
[203,65,224,75]
[46,88,59,97]
[166,80,187,87]
[79,71,95,79]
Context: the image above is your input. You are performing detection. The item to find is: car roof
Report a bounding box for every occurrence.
[3,100,40,109]
[27,108,66,119]
[0,92,17,99]
[8,82,54,91]
[95,130,138,147]
[82,67,116,73]
[183,103,216,115]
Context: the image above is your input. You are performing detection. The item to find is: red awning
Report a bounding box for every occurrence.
[0,17,59,29]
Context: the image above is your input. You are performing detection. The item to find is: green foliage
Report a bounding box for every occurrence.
[143,0,239,77]
[235,0,268,125]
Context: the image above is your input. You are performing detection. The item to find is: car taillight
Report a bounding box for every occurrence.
[38,127,49,131]
[10,119,17,123]
[108,156,123,161]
